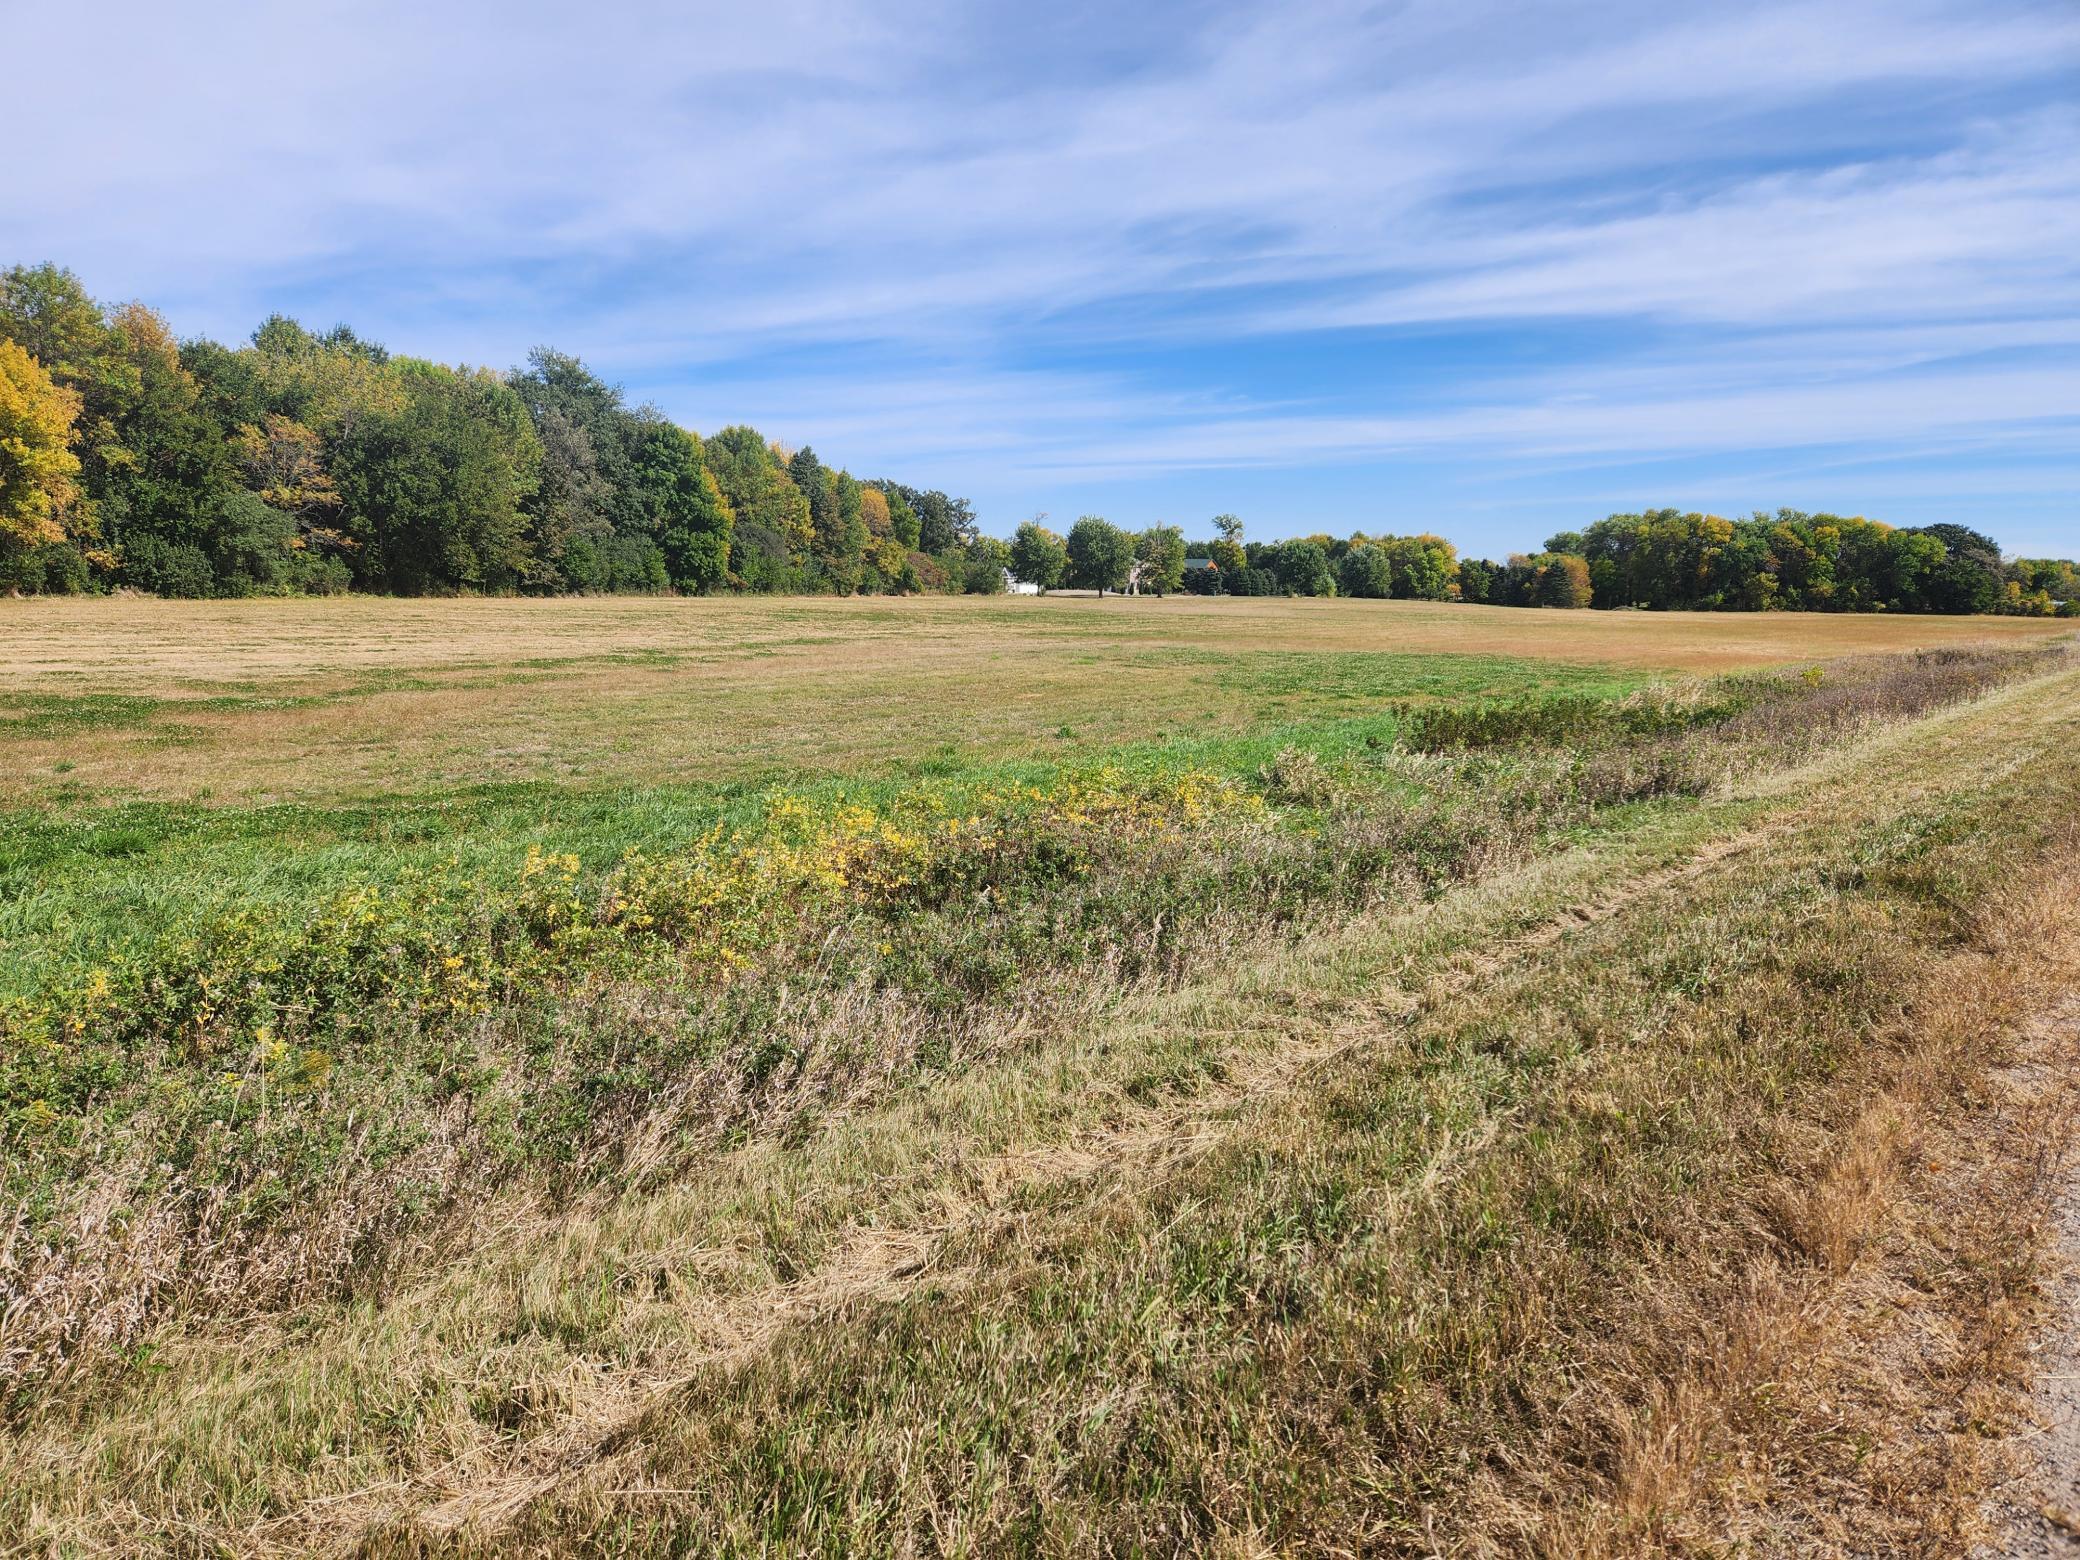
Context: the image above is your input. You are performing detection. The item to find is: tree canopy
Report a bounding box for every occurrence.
[1009,519,1067,589]
[1065,516,1135,594]
[0,264,989,598]
[1452,509,2066,617]
[1,265,2069,614]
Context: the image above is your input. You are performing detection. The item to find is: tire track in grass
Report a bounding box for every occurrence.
[371,668,2080,1548]
[393,837,1781,1541]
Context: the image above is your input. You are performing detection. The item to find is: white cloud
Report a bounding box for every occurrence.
[4,0,2076,541]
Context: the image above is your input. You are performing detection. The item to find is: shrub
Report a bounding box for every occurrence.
[120,535,216,598]
[0,540,93,595]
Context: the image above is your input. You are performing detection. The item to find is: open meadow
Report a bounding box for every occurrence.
[4,595,2079,1555]
[0,593,2067,806]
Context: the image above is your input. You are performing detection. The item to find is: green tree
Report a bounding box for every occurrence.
[508,348,681,590]
[181,337,268,433]
[628,418,732,592]
[1379,534,1458,600]
[960,535,1012,594]
[98,304,246,591]
[1065,515,1133,594]
[520,407,613,589]
[832,471,870,592]
[248,313,404,442]
[0,264,113,385]
[728,520,794,593]
[1134,524,1186,594]
[1833,518,1940,611]
[1338,544,1393,599]
[789,446,858,592]
[1267,538,1334,596]
[1009,517,1067,589]
[2009,557,2079,607]
[1914,523,2003,615]
[708,426,812,571]
[199,488,299,595]
[912,490,974,554]
[880,485,921,549]
[1457,557,1497,604]
[330,361,541,593]
[1761,513,1837,610]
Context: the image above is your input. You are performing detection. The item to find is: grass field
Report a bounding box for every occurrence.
[3,594,2063,804]
[3,597,2077,1555]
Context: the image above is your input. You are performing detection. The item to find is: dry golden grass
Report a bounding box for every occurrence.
[7,593,2065,689]
[8,647,2077,1556]
[1540,826,2080,1556]
[1,593,2065,804]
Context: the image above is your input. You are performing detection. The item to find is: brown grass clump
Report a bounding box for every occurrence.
[1539,834,2080,1556]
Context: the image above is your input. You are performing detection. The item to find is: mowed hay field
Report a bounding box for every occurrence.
[0,592,2064,804]
[4,597,2080,1557]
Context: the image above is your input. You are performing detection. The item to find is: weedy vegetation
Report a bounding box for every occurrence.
[2,595,2076,1556]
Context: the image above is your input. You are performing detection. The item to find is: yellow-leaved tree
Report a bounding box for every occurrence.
[0,337,86,556]
[235,412,347,551]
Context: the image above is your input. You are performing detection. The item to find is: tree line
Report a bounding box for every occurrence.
[1024,510,2074,616]
[2,264,2071,614]
[0,264,1000,598]
[1481,511,2078,617]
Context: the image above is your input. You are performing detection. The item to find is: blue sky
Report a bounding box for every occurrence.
[9,0,2078,556]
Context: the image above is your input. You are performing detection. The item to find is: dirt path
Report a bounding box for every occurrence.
[1994,1000,2080,1557]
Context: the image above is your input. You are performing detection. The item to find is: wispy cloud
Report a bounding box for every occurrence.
[6,0,2076,551]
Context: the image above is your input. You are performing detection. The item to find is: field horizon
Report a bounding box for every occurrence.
[3,593,2067,809]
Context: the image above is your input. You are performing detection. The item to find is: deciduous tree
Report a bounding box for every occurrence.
[1065,515,1133,594]
[1134,524,1186,594]
[1338,544,1393,599]
[0,339,86,560]
[1009,517,1067,589]
[330,361,541,593]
